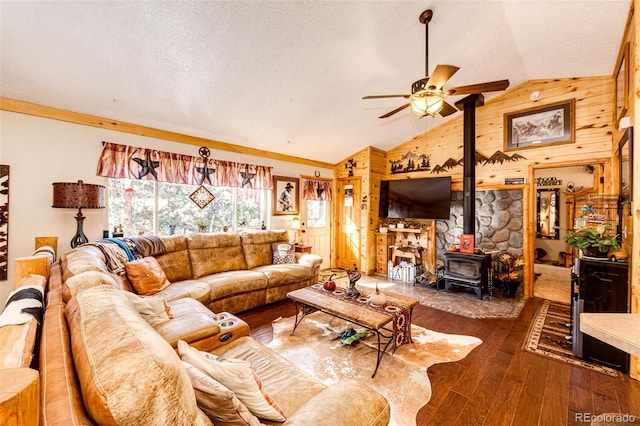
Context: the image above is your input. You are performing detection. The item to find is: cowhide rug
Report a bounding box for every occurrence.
[267,312,482,426]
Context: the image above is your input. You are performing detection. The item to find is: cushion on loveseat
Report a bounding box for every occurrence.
[65,285,211,425]
[155,236,193,282]
[188,234,248,278]
[240,230,289,269]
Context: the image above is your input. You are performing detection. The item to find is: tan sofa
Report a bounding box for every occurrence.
[36,230,391,425]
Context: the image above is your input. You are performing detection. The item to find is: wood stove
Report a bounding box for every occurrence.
[443,252,491,300]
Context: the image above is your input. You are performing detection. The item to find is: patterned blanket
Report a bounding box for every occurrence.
[0,285,45,328]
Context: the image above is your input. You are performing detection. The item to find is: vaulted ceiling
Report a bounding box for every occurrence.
[0,1,630,164]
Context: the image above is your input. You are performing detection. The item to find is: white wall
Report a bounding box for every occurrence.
[0,111,333,305]
[534,166,595,262]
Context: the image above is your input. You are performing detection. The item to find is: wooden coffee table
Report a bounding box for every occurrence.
[287,285,419,378]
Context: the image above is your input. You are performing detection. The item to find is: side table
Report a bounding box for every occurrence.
[294,245,312,254]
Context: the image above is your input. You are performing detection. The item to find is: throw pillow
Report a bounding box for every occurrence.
[123,292,174,327]
[181,361,262,426]
[178,340,286,422]
[125,256,171,295]
[271,243,296,265]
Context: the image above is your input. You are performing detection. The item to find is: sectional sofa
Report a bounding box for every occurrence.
[33,230,391,425]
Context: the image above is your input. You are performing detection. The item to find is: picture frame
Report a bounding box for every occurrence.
[614,42,629,127]
[272,175,299,215]
[504,99,575,151]
[459,234,474,254]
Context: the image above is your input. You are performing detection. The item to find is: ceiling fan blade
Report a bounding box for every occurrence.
[438,100,458,117]
[445,79,510,96]
[362,94,410,99]
[379,103,411,119]
[425,65,460,90]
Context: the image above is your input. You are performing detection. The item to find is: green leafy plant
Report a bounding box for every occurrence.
[560,226,621,253]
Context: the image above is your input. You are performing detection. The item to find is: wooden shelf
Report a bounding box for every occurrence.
[388,228,422,233]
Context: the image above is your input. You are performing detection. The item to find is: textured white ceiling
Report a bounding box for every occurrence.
[0,1,630,164]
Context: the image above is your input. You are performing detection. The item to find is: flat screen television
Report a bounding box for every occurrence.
[379,176,452,220]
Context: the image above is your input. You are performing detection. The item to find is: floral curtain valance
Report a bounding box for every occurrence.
[97,142,273,190]
[302,179,333,201]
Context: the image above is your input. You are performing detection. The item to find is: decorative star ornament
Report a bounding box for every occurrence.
[131,151,159,179]
[239,165,256,187]
[196,160,216,185]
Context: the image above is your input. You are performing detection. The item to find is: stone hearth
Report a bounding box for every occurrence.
[436,189,523,265]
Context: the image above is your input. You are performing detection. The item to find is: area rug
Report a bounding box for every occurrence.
[267,312,482,426]
[523,299,620,377]
[319,269,527,319]
[533,263,571,304]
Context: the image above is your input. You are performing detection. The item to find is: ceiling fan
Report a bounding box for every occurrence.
[363,9,509,119]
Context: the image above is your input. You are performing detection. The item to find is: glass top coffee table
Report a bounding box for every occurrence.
[287,285,419,378]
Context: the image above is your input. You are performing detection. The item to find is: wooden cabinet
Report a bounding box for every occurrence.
[375,233,394,275]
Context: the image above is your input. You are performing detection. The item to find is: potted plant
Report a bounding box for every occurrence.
[560,225,620,257]
[195,218,210,233]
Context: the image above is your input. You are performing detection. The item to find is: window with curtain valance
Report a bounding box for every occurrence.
[97,142,273,189]
[302,178,333,201]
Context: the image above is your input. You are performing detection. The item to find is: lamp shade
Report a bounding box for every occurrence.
[52,180,105,209]
[291,217,301,230]
[410,95,444,118]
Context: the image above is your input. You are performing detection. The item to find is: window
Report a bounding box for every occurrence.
[107,178,269,236]
[306,200,328,228]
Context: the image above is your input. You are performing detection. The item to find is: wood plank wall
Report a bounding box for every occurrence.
[337,76,616,278]
[334,0,639,380]
[621,0,638,380]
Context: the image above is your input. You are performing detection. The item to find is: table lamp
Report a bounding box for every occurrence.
[291,216,301,244]
[52,180,105,248]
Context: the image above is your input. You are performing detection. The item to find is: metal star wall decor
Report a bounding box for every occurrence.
[190,146,216,209]
[239,165,256,187]
[130,151,160,179]
[195,146,216,185]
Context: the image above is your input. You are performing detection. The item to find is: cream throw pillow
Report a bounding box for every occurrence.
[181,361,263,426]
[178,341,286,422]
[123,292,174,327]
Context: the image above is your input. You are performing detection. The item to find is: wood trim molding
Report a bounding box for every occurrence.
[0,97,334,169]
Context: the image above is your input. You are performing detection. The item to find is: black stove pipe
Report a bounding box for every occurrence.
[455,94,484,236]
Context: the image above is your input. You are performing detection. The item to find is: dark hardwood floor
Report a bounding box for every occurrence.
[238,297,640,426]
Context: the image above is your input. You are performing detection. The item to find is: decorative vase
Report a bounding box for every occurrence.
[581,247,608,258]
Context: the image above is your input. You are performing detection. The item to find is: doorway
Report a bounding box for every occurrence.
[336,177,361,270]
[300,176,332,270]
[530,161,605,302]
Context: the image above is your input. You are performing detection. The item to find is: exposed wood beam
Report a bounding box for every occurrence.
[0,97,334,169]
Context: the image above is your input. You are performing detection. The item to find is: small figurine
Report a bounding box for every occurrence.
[346,264,361,297]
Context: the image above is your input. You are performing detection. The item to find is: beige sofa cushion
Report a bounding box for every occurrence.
[61,248,109,282]
[251,264,313,287]
[156,236,193,282]
[197,270,268,300]
[65,285,210,426]
[62,270,120,303]
[241,230,289,269]
[154,298,221,348]
[188,233,247,278]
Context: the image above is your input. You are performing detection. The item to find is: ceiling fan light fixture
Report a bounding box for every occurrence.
[411,95,444,117]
